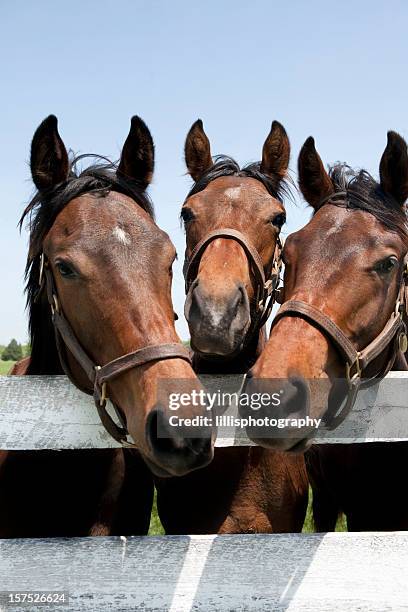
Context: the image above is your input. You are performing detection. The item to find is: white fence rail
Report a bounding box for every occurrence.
[2,532,408,611]
[0,373,407,449]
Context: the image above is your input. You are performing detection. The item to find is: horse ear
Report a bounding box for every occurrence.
[260,121,290,180]
[185,119,212,182]
[118,116,154,189]
[379,131,408,206]
[298,137,334,209]
[30,115,69,191]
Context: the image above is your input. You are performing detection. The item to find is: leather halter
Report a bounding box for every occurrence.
[38,255,192,447]
[183,228,283,341]
[272,191,408,429]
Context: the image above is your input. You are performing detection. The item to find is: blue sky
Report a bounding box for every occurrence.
[1,0,408,343]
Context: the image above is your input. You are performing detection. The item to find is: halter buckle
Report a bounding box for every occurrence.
[50,294,60,315]
[100,382,108,406]
[346,354,362,384]
[94,366,108,407]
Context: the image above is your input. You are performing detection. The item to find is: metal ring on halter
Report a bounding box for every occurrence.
[345,355,362,384]
[94,366,108,407]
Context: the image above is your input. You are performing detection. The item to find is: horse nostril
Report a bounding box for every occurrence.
[236,282,250,314]
[191,285,207,314]
[184,279,200,322]
[242,375,310,419]
[241,375,312,451]
[146,409,184,453]
[230,285,245,317]
[145,408,213,476]
[280,376,309,413]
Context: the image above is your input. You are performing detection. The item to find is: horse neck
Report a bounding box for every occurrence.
[192,327,267,375]
[26,296,63,375]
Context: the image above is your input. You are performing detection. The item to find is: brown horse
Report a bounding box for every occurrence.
[154,120,308,534]
[1,114,214,537]
[243,131,408,530]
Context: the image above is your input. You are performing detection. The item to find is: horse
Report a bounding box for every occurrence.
[1,114,215,537]
[242,130,408,530]
[153,120,308,534]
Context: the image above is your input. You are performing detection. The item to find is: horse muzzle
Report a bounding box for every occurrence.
[184,279,251,358]
[143,406,215,477]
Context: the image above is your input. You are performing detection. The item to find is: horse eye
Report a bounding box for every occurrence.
[374,256,399,274]
[181,207,195,223]
[56,261,76,278]
[271,213,286,229]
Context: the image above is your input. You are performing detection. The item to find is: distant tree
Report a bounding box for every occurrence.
[2,339,23,362]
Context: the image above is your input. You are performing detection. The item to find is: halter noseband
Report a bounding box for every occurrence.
[183,228,283,344]
[272,191,408,429]
[38,255,192,447]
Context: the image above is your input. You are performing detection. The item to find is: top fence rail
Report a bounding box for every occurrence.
[0,373,407,450]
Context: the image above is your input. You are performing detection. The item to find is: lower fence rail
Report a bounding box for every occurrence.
[1,532,407,611]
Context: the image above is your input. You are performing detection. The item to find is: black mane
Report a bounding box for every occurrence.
[327,164,408,240]
[20,154,154,375]
[185,155,293,203]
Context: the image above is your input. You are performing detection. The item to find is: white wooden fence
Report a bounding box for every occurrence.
[1,372,407,449]
[0,372,407,611]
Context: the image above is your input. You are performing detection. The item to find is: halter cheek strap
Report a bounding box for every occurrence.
[39,257,192,447]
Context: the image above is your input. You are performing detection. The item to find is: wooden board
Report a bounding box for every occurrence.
[0,373,407,450]
[1,532,408,611]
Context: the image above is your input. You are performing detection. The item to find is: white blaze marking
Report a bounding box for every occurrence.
[112,226,131,245]
[224,186,242,199]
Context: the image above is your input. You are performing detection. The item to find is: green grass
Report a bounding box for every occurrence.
[0,360,15,375]
[148,491,165,535]
[148,486,347,536]
[302,487,347,533]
